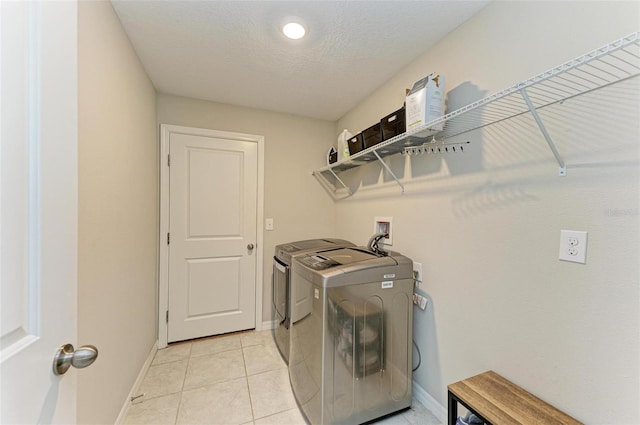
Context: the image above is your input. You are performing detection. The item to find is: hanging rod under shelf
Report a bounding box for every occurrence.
[402,139,471,156]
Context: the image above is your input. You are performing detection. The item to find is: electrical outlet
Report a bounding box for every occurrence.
[559,230,588,264]
[419,296,428,310]
[413,292,428,310]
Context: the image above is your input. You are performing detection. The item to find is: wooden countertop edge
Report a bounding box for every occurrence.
[448,371,583,425]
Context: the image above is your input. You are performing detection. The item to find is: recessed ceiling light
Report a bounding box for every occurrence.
[282,21,306,40]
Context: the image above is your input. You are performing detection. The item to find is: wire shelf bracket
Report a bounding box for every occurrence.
[374,150,405,193]
[312,167,354,197]
[327,167,353,196]
[519,88,567,176]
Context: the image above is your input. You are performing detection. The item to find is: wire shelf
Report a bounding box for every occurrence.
[313,32,640,194]
[435,32,640,141]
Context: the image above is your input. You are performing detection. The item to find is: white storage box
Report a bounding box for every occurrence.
[405,73,445,131]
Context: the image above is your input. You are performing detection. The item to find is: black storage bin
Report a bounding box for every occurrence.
[362,123,382,150]
[381,107,406,141]
[347,133,364,155]
[328,149,338,164]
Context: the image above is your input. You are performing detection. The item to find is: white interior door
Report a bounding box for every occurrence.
[1,1,79,423]
[166,128,259,343]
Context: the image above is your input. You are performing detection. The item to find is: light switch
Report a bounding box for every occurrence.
[265,218,274,231]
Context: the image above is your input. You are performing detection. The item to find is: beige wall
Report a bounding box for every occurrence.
[336,1,639,422]
[156,94,337,323]
[78,1,158,423]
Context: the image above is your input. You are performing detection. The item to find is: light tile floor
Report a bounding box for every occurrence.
[124,330,442,425]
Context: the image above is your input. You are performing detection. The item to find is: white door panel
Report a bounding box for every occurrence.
[1,1,79,423]
[167,131,258,343]
[187,148,243,236]
[185,257,242,316]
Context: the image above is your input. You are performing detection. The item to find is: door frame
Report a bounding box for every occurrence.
[158,124,264,349]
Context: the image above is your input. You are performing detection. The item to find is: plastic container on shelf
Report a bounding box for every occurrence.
[381,106,406,141]
[347,133,364,155]
[362,122,382,149]
[337,129,353,160]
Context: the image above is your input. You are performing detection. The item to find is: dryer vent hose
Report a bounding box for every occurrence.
[367,232,389,256]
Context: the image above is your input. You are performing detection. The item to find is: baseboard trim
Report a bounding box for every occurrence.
[114,341,158,425]
[412,380,446,423]
[262,320,277,330]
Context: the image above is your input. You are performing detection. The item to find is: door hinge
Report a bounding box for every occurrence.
[166,310,169,323]
[167,154,171,166]
[167,233,170,244]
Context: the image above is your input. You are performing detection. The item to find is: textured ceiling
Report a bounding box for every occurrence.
[111,1,490,121]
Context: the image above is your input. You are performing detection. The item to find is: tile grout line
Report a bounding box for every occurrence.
[172,343,192,425]
[173,386,185,425]
[241,345,257,422]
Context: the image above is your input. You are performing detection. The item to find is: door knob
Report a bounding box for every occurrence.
[247,243,255,250]
[53,344,98,375]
